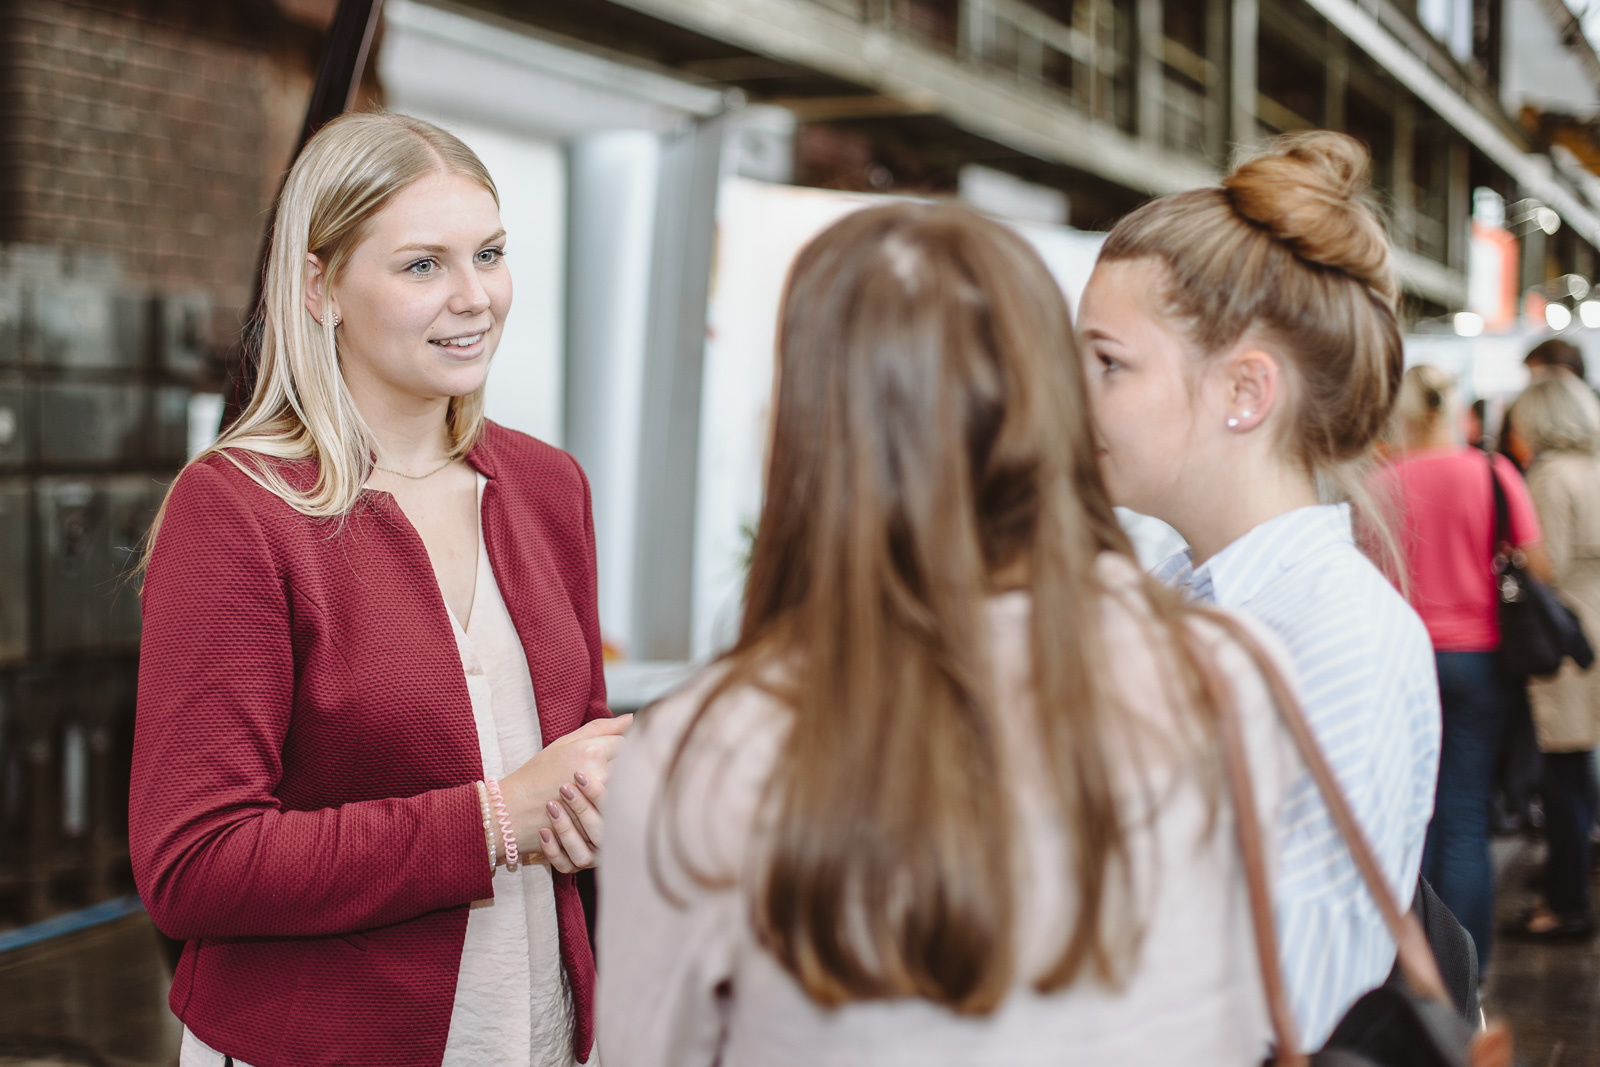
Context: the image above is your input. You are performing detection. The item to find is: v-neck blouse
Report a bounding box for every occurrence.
[441,474,580,1067]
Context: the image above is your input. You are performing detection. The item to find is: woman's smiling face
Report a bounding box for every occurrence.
[1075,257,1207,522]
[313,170,512,406]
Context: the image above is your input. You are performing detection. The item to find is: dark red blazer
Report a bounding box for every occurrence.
[130,422,609,1067]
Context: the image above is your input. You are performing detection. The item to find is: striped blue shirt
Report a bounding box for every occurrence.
[1153,505,1440,1049]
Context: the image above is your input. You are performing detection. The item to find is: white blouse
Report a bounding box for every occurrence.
[441,474,579,1067]
[182,475,581,1067]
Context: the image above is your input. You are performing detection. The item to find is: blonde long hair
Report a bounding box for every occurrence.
[145,112,498,562]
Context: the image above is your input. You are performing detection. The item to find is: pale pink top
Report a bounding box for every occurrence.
[597,554,1304,1067]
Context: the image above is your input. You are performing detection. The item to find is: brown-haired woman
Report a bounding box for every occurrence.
[595,203,1305,1064]
[1076,132,1441,1045]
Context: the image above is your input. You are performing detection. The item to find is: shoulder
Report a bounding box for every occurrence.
[476,421,589,501]
[145,452,305,593]
[1530,452,1591,490]
[613,661,789,877]
[1091,552,1296,726]
[1490,451,1524,480]
[1264,543,1433,681]
[158,450,314,551]
[625,664,788,790]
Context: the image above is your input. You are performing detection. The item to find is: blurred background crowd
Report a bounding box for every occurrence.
[4,0,1600,1062]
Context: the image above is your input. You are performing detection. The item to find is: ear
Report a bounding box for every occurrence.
[1221,346,1282,433]
[303,253,335,326]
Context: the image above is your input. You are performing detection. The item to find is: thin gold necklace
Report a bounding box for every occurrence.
[374,457,454,480]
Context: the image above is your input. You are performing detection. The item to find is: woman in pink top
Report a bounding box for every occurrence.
[597,203,1306,1066]
[1379,364,1549,965]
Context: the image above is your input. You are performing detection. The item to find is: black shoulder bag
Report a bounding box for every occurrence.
[1489,453,1594,681]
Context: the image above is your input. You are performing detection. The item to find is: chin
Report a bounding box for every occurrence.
[429,367,491,399]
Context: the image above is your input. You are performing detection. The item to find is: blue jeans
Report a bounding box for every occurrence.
[1422,651,1518,969]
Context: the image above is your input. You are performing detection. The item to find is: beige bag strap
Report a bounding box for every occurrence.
[1188,627,1309,1066]
[1185,611,1451,1064]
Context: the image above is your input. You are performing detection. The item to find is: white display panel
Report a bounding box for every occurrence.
[692,178,1113,658]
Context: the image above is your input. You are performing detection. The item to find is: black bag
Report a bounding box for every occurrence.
[1491,453,1595,680]
[1188,615,1514,1067]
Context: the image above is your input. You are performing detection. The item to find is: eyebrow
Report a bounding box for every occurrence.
[1083,328,1122,344]
[392,229,507,256]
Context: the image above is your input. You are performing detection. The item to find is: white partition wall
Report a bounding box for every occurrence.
[565,133,662,658]
[692,178,1113,658]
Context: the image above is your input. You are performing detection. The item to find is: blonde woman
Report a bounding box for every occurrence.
[1506,373,1600,939]
[130,112,626,1067]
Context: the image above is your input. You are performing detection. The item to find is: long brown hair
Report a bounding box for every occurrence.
[661,203,1226,1012]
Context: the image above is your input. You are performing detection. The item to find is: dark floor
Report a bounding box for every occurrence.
[0,847,1597,1067]
[1483,836,1600,1067]
[0,914,178,1067]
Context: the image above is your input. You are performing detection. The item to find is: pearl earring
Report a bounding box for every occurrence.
[1228,410,1255,429]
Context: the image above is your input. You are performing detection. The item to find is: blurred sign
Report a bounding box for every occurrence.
[1468,219,1519,331]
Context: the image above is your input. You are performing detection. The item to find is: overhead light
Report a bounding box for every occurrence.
[1582,301,1600,329]
[1547,302,1573,331]
[1453,311,1485,337]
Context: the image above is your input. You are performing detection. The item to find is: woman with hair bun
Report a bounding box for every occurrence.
[1382,365,1547,962]
[1076,132,1441,1045]
[130,111,626,1067]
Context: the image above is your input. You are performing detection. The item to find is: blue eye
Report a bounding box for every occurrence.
[1097,352,1122,373]
[406,257,437,276]
[475,247,505,265]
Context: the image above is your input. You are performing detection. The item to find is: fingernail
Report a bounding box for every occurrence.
[540,829,552,844]
[560,784,577,802]
[574,772,589,788]
[547,801,562,819]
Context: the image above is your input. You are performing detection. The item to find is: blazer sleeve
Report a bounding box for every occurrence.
[130,461,494,941]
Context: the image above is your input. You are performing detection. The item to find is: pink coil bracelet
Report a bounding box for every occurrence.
[484,777,519,871]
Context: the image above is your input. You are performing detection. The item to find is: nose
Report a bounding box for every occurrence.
[449,264,492,317]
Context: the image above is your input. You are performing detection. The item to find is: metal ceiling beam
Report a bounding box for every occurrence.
[1301,0,1600,250]
[601,0,1218,196]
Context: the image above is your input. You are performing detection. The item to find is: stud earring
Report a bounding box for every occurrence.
[332,313,340,328]
[1227,409,1255,429]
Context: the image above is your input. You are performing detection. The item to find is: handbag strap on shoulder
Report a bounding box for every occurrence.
[1187,610,1451,1064]
[1487,450,1512,555]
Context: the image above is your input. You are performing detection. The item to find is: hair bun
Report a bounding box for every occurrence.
[1222,131,1396,307]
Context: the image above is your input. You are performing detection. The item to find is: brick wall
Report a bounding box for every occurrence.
[0,0,326,376]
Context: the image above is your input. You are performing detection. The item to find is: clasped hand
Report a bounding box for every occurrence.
[497,714,632,874]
